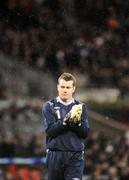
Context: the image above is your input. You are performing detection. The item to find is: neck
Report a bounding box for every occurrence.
[57,96,74,105]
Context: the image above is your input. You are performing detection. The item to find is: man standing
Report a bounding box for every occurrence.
[42,72,90,180]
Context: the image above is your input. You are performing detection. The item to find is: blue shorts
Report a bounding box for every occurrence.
[46,150,84,180]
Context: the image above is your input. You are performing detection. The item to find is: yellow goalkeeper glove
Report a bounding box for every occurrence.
[69,104,83,125]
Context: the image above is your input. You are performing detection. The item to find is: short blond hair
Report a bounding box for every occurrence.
[58,72,76,87]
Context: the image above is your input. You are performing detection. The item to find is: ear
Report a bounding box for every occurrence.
[57,84,59,91]
[73,86,76,93]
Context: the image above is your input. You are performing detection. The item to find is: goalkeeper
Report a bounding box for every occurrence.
[42,72,90,180]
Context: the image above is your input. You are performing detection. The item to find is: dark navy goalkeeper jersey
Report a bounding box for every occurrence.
[42,97,90,152]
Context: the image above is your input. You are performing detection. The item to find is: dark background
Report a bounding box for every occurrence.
[0,0,129,179]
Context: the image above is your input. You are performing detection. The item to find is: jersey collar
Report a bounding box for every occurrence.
[56,96,75,105]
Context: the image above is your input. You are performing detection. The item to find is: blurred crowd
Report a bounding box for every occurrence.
[0,128,129,180]
[85,130,129,180]
[0,106,46,157]
[0,101,129,179]
[0,0,129,97]
[0,1,129,179]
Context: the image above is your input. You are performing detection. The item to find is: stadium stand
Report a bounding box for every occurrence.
[0,0,129,179]
[0,98,128,179]
[0,0,129,98]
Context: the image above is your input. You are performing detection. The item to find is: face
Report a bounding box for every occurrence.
[57,79,75,102]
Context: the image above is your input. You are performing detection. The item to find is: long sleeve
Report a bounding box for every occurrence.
[42,102,68,137]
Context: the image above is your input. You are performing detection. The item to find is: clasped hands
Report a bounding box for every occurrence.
[63,104,83,126]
